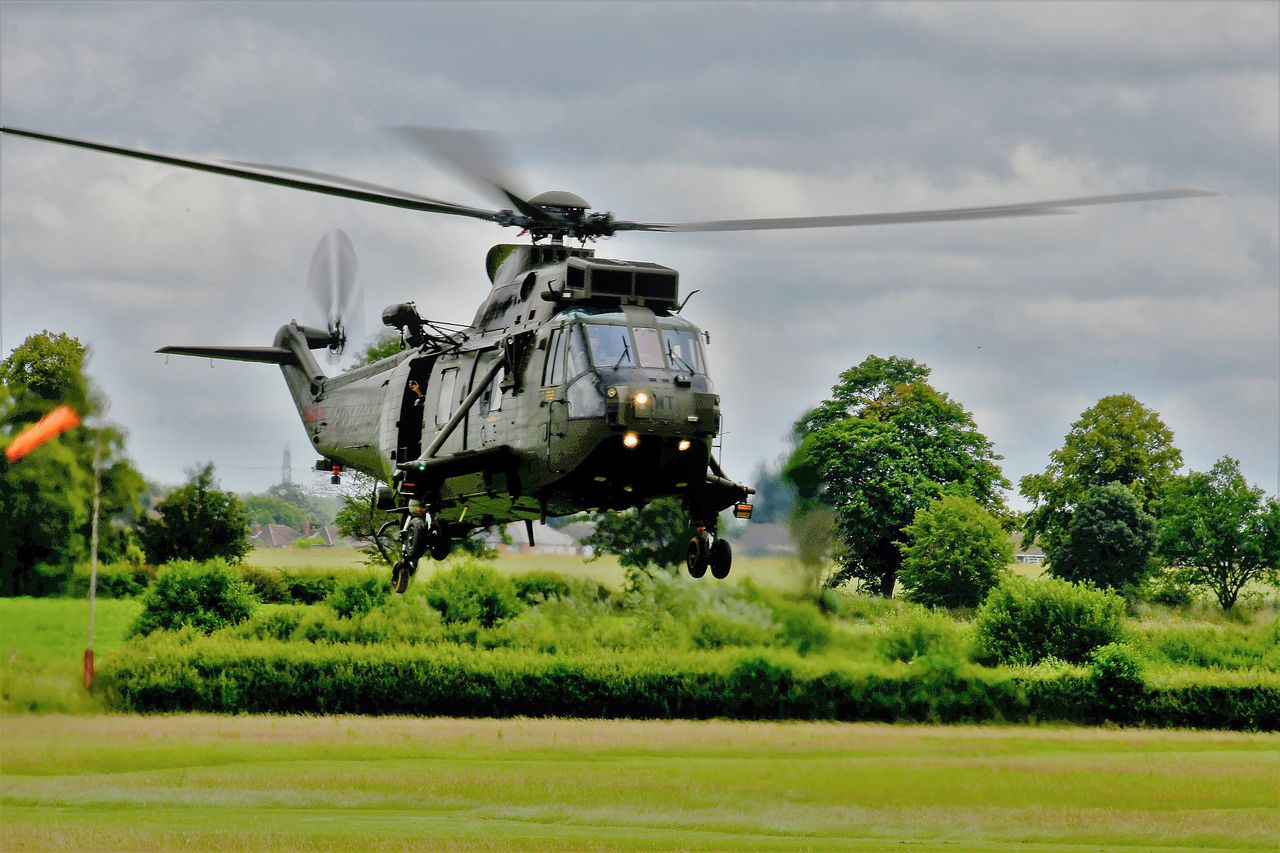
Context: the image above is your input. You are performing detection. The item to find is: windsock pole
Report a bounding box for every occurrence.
[84,441,101,689]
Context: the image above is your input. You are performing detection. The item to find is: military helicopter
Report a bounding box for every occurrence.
[0,125,1214,591]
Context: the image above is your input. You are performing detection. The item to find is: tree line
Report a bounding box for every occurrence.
[591,354,1278,611]
[3,331,1277,609]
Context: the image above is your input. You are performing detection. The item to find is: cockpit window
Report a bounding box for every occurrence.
[661,329,706,374]
[585,324,634,368]
[566,325,590,379]
[632,327,666,369]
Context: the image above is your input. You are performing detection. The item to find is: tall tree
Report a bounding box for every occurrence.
[138,464,250,564]
[0,331,144,594]
[1020,394,1181,553]
[785,355,1008,596]
[1156,457,1279,610]
[1045,482,1156,596]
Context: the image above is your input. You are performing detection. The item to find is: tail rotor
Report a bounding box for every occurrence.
[307,228,362,362]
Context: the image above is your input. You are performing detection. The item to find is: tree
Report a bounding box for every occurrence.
[897,494,1011,609]
[348,332,403,369]
[1156,457,1280,610]
[138,464,250,564]
[0,331,145,594]
[1044,483,1156,595]
[242,494,309,530]
[1021,394,1181,554]
[784,355,1008,597]
[584,497,690,573]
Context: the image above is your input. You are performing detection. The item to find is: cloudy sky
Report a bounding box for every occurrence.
[2,1,1276,506]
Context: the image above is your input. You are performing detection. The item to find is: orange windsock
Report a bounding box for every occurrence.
[5,404,82,462]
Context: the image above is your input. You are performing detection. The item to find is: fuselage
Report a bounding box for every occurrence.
[295,244,741,532]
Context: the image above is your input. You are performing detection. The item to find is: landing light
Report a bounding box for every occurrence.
[632,391,649,406]
[622,432,640,449]
[677,439,692,452]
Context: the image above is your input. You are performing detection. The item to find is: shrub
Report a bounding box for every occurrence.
[234,604,311,641]
[1089,643,1145,721]
[64,562,156,598]
[327,574,390,619]
[1138,567,1195,607]
[278,568,342,604]
[237,565,291,603]
[292,536,325,549]
[974,575,1126,665]
[897,495,1011,609]
[511,571,573,604]
[742,584,833,655]
[132,559,259,636]
[876,609,971,664]
[422,562,522,627]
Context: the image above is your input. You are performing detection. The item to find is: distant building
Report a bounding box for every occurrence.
[479,522,592,556]
[249,523,352,548]
[1009,534,1046,565]
[249,524,302,548]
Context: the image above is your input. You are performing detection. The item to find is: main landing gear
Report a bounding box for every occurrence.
[391,513,454,594]
[686,526,732,580]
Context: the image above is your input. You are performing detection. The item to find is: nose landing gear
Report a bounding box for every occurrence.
[686,526,732,580]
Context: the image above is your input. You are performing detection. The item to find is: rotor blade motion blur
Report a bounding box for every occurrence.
[307,229,362,361]
[614,189,1219,233]
[0,126,502,223]
[391,126,541,220]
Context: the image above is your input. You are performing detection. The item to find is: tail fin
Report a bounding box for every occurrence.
[158,322,330,416]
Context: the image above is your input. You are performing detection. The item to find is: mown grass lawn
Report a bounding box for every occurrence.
[2,715,1276,850]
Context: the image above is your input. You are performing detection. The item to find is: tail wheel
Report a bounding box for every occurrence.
[686,536,708,578]
[391,561,411,594]
[709,537,732,580]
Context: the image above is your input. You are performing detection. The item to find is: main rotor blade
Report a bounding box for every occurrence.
[0,125,502,223]
[615,188,1218,233]
[391,126,545,221]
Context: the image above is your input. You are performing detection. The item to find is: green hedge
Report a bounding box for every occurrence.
[94,639,1279,729]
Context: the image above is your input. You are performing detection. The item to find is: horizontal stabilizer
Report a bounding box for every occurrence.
[157,345,298,365]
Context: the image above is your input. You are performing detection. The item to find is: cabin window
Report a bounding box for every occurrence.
[435,367,458,426]
[584,324,634,368]
[633,326,665,369]
[660,329,706,374]
[483,365,505,414]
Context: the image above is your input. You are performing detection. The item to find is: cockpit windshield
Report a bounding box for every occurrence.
[584,324,634,368]
[660,328,705,374]
[579,317,707,374]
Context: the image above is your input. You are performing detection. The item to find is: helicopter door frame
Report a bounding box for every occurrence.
[396,356,434,463]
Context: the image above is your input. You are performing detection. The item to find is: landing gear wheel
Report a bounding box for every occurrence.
[686,536,708,578]
[709,538,732,580]
[427,526,452,561]
[391,561,412,594]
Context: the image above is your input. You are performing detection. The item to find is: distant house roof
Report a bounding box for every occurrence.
[250,524,301,548]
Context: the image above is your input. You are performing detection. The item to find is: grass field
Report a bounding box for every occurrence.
[0,598,141,713]
[247,546,812,592]
[2,715,1276,850]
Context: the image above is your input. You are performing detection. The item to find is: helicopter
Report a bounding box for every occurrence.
[0,125,1215,592]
